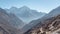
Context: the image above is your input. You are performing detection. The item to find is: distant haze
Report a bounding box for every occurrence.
[0,0,60,13]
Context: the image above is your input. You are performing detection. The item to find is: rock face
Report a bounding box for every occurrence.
[24,15,60,34]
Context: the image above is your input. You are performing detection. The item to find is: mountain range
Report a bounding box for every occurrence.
[6,6,46,23]
[0,6,46,34]
[0,6,60,34]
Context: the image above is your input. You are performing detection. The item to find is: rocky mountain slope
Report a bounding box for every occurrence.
[0,8,25,34]
[24,15,60,34]
[0,8,25,29]
[23,6,60,34]
[20,6,60,34]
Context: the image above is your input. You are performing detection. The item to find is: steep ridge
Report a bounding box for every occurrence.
[0,8,24,34]
[0,8,18,34]
[24,15,60,34]
[0,8,25,29]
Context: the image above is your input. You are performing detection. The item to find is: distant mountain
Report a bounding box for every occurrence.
[29,6,60,24]
[6,6,46,23]
[21,6,60,34]
[0,8,25,29]
[23,6,60,34]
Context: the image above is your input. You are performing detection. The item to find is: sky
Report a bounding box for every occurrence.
[0,0,60,13]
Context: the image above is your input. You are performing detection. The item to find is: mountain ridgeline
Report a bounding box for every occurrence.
[0,6,46,34]
[0,6,60,34]
[6,6,46,23]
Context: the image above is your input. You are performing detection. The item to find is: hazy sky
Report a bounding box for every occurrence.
[0,0,60,13]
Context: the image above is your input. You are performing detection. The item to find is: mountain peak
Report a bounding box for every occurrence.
[20,6,30,10]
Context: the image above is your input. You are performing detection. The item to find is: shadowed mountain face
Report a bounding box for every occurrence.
[6,6,46,23]
[0,8,25,29]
